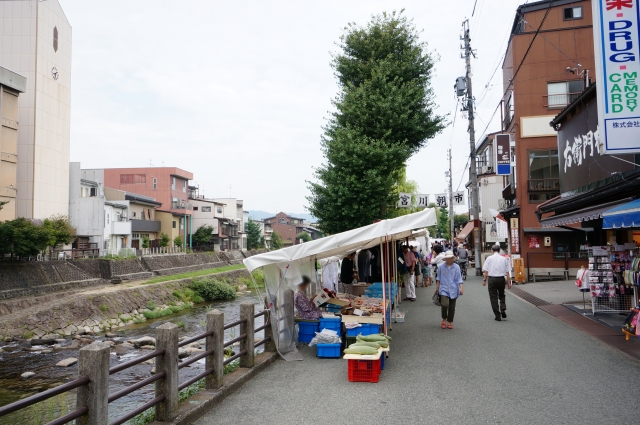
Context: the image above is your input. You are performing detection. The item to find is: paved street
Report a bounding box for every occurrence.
[196,276,640,425]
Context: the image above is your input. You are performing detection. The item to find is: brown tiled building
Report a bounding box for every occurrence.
[264,212,322,246]
[497,0,595,277]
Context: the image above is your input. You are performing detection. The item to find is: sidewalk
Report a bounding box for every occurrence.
[194,276,639,425]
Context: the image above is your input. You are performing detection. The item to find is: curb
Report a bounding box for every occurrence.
[149,351,279,425]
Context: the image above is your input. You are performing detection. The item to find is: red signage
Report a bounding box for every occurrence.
[528,235,541,249]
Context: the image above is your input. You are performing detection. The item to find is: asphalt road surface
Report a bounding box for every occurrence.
[195,275,640,425]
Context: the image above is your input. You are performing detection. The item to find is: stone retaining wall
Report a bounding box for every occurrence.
[0,268,252,339]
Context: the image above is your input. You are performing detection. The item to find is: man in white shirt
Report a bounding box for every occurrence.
[482,244,512,321]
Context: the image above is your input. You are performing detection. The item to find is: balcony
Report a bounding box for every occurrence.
[528,178,560,192]
[111,220,131,235]
[543,92,582,108]
[131,219,161,233]
[171,201,193,211]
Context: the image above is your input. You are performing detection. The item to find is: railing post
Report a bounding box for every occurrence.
[155,323,179,421]
[76,342,110,425]
[239,302,255,368]
[206,309,224,389]
[264,296,277,352]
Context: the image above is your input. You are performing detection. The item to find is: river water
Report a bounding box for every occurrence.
[0,290,266,425]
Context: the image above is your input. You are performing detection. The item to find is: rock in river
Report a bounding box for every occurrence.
[131,336,156,348]
[30,339,56,346]
[56,357,78,367]
[21,372,35,379]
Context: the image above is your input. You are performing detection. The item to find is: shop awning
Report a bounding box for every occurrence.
[602,199,640,229]
[523,227,594,233]
[456,221,474,241]
[540,199,632,228]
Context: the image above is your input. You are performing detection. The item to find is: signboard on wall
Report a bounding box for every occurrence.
[592,0,640,153]
[528,235,541,249]
[556,89,635,192]
[510,218,520,254]
[495,134,511,175]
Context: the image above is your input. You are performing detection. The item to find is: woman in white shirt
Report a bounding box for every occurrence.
[430,245,446,279]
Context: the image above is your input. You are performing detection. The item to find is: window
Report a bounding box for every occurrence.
[193,206,198,211]
[555,233,579,254]
[182,181,187,193]
[279,218,286,223]
[171,177,176,190]
[528,150,560,203]
[217,207,223,214]
[172,221,176,229]
[106,214,110,225]
[53,27,58,52]
[546,80,584,108]
[202,206,211,212]
[153,178,157,190]
[132,212,137,218]
[120,174,146,184]
[563,6,582,20]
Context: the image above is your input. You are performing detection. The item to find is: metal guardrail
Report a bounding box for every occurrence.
[0,303,275,425]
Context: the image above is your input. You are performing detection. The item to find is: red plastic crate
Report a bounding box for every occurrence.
[347,359,381,383]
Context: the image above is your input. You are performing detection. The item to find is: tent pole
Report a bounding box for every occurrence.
[392,236,397,325]
[381,237,387,335]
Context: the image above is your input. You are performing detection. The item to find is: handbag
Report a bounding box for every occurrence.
[575,269,586,288]
[432,292,441,306]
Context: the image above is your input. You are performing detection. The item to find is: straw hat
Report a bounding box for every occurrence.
[443,250,456,259]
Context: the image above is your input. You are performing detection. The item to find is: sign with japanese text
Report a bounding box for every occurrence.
[556,90,635,192]
[452,191,465,206]
[398,193,411,208]
[510,218,520,254]
[435,193,448,208]
[496,215,509,239]
[495,134,511,175]
[528,235,541,249]
[593,0,640,153]
[416,194,429,208]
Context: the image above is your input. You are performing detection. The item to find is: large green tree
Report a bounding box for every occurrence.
[307,11,445,234]
[245,220,262,250]
[0,218,51,258]
[42,215,76,249]
[270,231,284,250]
[193,224,214,246]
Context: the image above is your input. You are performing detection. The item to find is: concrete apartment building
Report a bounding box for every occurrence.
[0,0,72,219]
[498,0,595,276]
[208,198,247,250]
[81,167,194,247]
[0,66,26,221]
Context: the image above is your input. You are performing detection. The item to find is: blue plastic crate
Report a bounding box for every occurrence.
[297,321,319,344]
[319,317,342,334]
[346,323,381,337]
[316,343,342,358]
[381,354,385,370]
[326,304,342,313]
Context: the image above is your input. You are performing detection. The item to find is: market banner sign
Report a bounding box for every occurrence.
[434,193,448,208]
[398,192,411,208]
[416,194,429,208]
[593,0,640,153]
[495,134,511,175]
[496,215,509,239]
[452,191,465,206]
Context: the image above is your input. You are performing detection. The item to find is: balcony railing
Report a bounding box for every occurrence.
[171,202,193,211]
[543,92,582,108]
[528,178,560,192]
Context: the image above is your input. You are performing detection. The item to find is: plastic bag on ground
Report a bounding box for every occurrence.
[309,329,342,346]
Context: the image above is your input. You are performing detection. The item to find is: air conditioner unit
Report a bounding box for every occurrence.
[498,199,507,210]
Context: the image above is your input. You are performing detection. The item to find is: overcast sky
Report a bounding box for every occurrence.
[64,0,524,214]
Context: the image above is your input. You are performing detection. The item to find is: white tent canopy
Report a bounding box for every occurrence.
[244,208,437,272]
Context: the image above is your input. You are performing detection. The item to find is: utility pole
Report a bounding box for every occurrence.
[461,19,482,275]
[448,149,454,242]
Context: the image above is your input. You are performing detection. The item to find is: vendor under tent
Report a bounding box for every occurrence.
[243,208,437,360]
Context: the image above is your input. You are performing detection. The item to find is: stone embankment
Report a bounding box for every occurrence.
[0,268,251,340]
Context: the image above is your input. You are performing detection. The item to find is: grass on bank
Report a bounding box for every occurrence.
[142,264,245,285]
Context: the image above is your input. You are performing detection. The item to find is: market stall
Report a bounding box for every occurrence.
[243,208,437,367]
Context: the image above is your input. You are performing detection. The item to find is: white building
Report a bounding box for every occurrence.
[0,0,72,219]
[103,200,132,254]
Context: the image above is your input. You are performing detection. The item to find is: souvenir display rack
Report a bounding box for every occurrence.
[588,247,638,315]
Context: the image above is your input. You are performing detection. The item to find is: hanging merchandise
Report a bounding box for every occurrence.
[588,247,638,315]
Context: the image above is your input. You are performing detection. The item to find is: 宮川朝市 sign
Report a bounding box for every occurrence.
[593,0,640,153]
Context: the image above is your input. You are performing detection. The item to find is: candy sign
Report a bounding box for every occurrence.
[593,0,640,153]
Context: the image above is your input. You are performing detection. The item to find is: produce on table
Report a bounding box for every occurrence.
[350,341,382,349]
[343,346,379,355]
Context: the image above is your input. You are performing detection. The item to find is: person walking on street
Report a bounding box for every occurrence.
[340,252,358,294]
[435,251,464,329]
[411,246,421,288]
[402,245,417,301]
[482,244,512,321]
